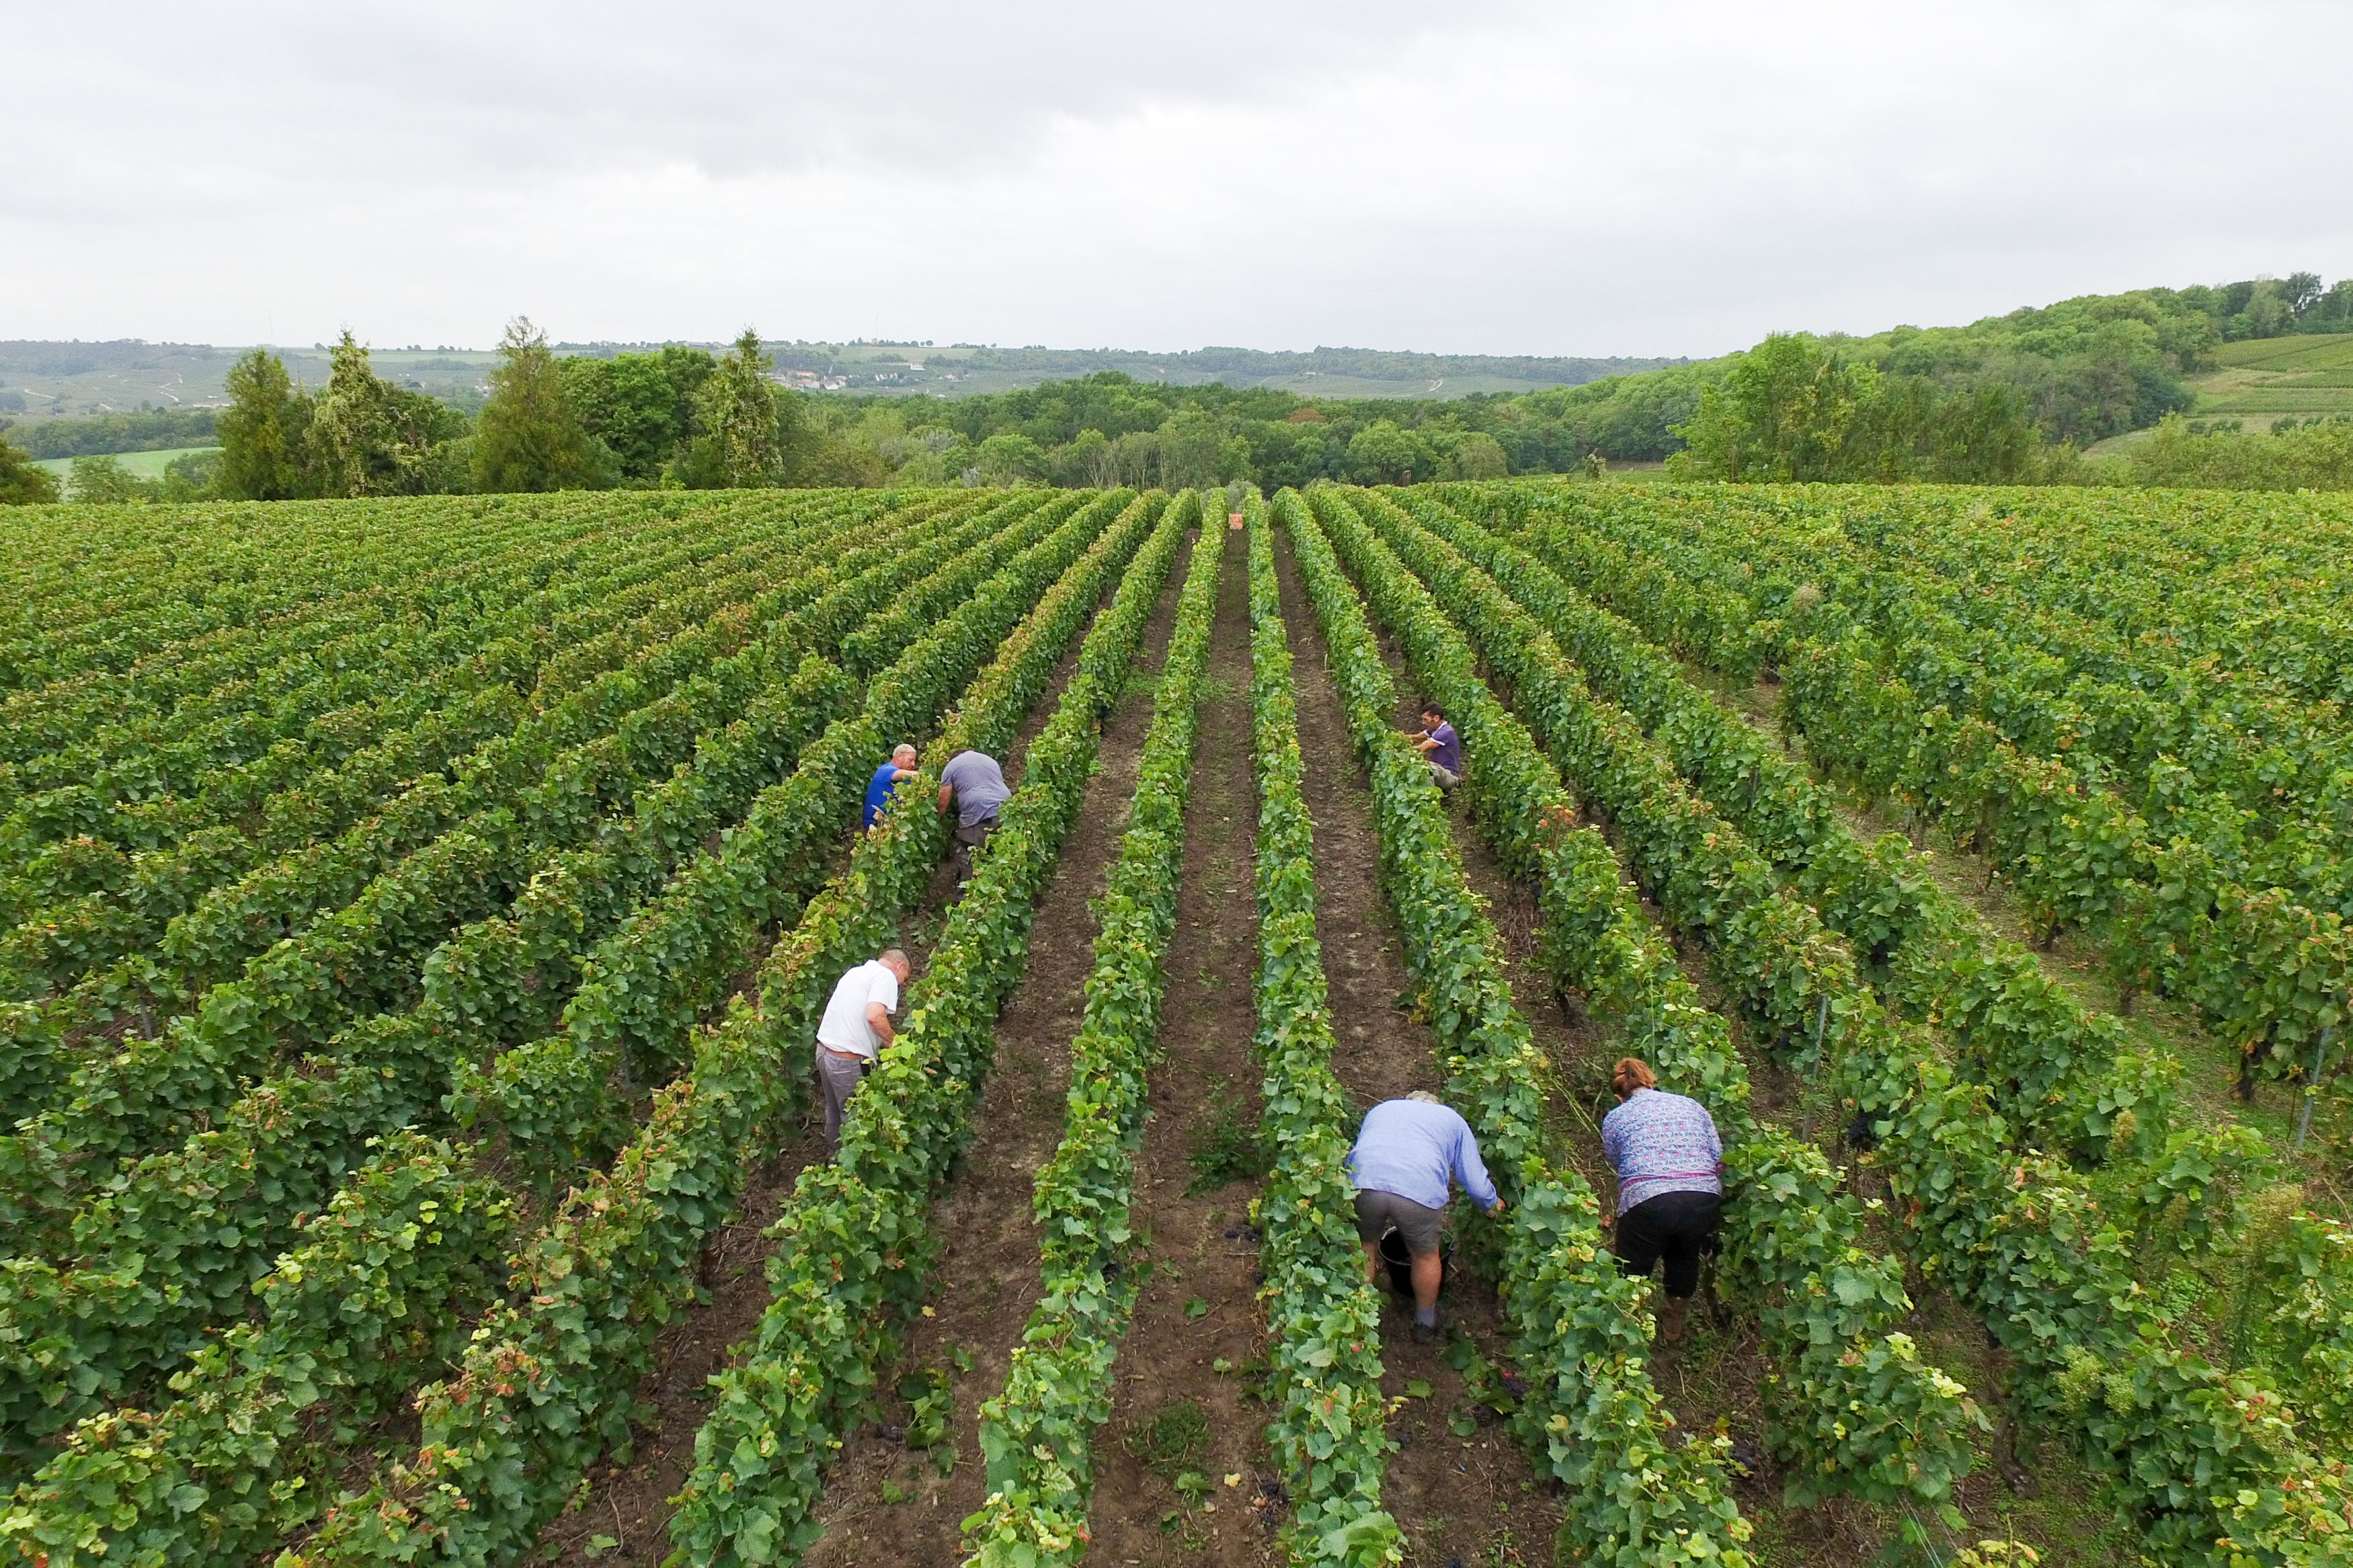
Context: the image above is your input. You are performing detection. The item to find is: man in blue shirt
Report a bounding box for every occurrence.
[1408,704,1462,791]
[1348,1091,1504,1342]
[863,744,919,831]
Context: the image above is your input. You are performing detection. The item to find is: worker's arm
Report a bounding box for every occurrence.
[1453,1126,1503,1214]
[1411,735,1439,754]
[936,782,954,815]
[865,1001,895,1048]
[893,767,919,784]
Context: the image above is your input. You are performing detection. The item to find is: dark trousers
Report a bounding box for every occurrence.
[951,816,998,885]
[1613,1189,1722,1298]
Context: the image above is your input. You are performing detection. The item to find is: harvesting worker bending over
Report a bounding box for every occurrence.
[865,743,920,830]
[1600,1057,1723,1344]
[1349,1091,1503,1342]
[936,747,1009,895]
[815,948,910,1153]
[1408,704,1461,791]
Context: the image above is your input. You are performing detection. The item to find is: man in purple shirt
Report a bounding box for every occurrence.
[1599,1057,1724,1344]
[1348,1091,1504,1342]
[935,748,1010,896]
[1408,703,1461,791]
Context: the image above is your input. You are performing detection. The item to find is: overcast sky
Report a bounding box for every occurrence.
[9,1,2351,358]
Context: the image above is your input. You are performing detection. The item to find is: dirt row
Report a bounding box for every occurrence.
[1269,533,1566,1568]
[795,538,1194,1567]
[1320,534,2125,1563]
[547,515,2050,1568]
[533,545,1185,1567]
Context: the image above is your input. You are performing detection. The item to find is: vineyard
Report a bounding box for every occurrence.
[0,480,2347,1568]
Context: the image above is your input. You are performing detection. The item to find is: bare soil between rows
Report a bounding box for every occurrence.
[1271,532,1565,1568]
[533,546,1180,1568]
[791,538,1191,1568]
[1081,527,1276,1567]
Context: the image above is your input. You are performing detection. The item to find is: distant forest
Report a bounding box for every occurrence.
[5,269,2352,505]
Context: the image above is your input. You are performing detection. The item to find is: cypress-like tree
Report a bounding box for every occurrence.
[473,317,603,493]
[306,331,446,497]
[688,328,799,487]
[215,349,312,500]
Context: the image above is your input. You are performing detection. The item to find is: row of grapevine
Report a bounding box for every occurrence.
[0,493,1014,1233]
[1347,489,2348,1563]
[0,494,676,696]
[960,507,1226,1565]
[0,495,898,1005]
[0,494,890,1110]
[1273,489,1757,1567]
[0,652,855,1475]
[1405,493,2179,1160]
[662,495,1196,1568]
[0,497,752,835]
[1830,486,2353,707]
[1240,493,1401,1566]
[0,499,1043,1473]
[1477,487,2352,1099]
[1306,488,1982,1514]
[5,493,1174,1567]
[0,1133,520,1568]
[0,495,840,885]
[0,500,592,773]
[458,489,1123,1189]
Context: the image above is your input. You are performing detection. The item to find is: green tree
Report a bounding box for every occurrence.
[680,329,806,488]
[305,331,460,497]
[159,450,222,503]
[215,349,313,499]
[1052,427,1117,488]
[561,345,714,483]
[1159,411,1231,489]
[1446,431,1511,479]
[67,454,153,504]
[973,431,1051,485]
[0,426,59,504]
[473,317,606,493]
[1348,419,1436,485]
[1670,333,1879,481]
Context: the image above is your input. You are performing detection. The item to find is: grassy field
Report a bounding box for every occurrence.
[30,446,222,481]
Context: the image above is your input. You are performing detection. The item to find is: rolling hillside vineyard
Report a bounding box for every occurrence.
[0,481,2346,1568]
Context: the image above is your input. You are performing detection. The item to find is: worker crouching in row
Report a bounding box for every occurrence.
[1347,1059,1723,1348]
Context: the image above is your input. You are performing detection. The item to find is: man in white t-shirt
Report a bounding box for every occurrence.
[815,948,911,1152]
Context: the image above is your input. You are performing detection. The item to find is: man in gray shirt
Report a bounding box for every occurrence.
[936,749,1010,895]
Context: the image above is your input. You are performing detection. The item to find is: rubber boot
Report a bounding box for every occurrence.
[1657,1293,1690,1346]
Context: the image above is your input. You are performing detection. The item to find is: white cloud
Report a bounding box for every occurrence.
[6,0,2350,356]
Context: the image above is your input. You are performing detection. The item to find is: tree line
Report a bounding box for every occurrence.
[5,268,2350,506]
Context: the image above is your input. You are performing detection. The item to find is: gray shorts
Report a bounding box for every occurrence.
[1354,1188,1445,1255]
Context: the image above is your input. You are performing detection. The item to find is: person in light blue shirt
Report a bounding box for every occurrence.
[1348,1091,1504,1341]
[863,743,919,831]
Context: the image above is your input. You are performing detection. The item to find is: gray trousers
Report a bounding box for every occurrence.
[1428,761,1462,790]
[817,1047,870,1151]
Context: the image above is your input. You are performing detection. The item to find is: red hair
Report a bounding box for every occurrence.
[1610,1057,1658,1100]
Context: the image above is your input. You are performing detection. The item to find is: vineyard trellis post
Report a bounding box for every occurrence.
[2295,1024,2333,1150]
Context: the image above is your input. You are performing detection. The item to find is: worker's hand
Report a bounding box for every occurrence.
[1488,1199,1507,1218]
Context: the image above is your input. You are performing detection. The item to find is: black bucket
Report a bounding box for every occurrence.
[1377,1229,1451,1298]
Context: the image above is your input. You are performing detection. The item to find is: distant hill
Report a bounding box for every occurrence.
[0,337,1681,436]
